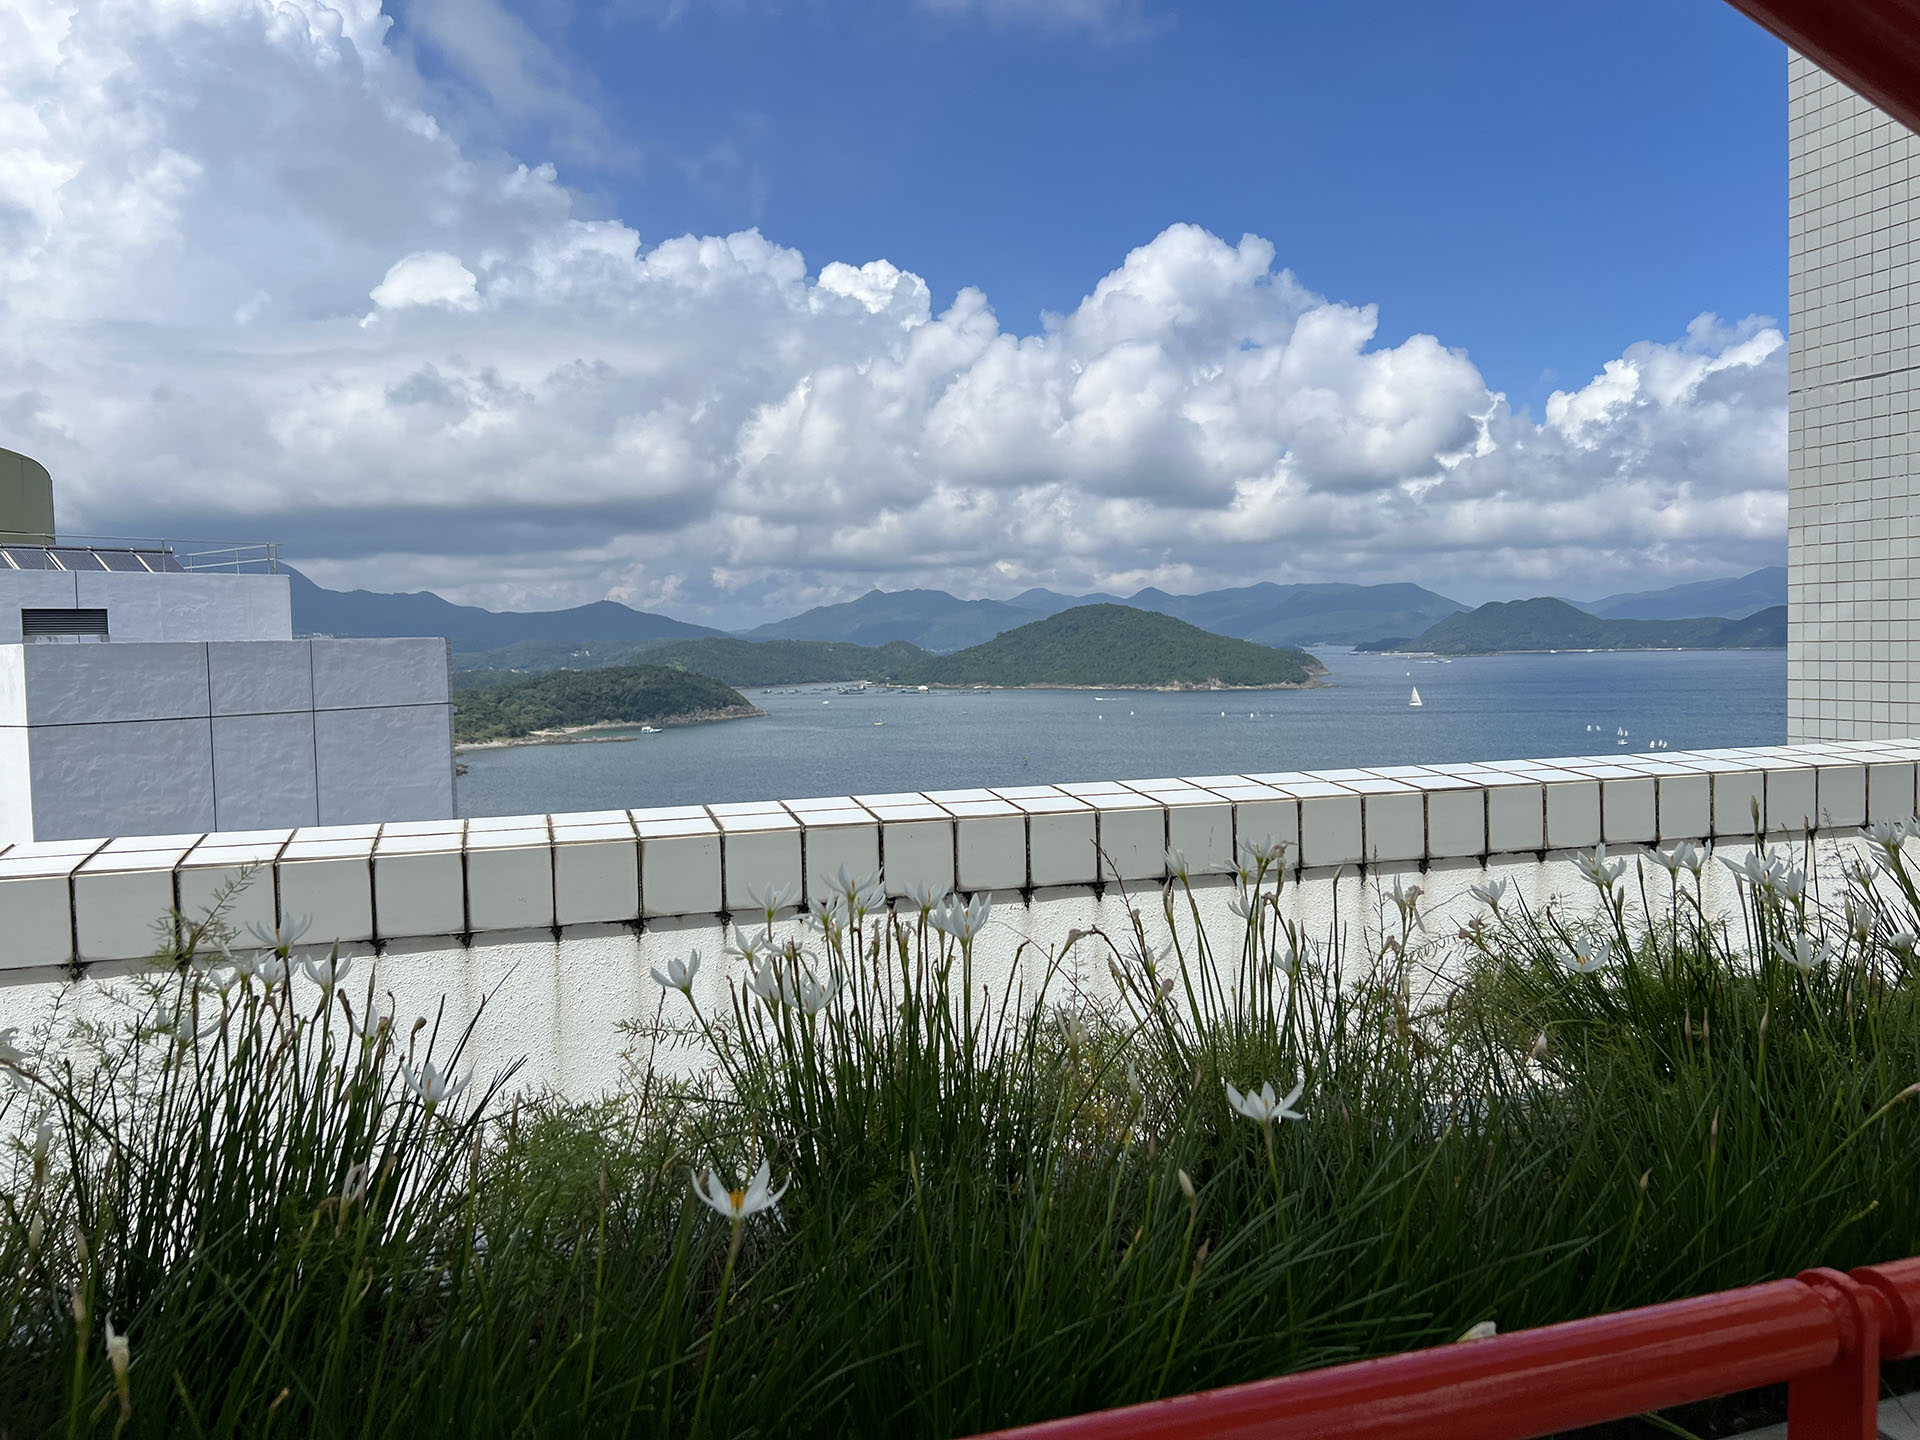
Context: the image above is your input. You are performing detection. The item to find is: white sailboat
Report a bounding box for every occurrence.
[1408,686,1423,708]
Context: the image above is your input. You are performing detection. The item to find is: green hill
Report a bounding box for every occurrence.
[1364,598,1788,656]
[903,605,1324,688]
[452,665,758,743]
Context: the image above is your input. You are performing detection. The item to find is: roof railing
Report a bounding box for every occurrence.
[0,531,280,574]
[968,1258,1920,1440]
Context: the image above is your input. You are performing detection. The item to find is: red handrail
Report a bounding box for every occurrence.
[969,1259,1920,1440]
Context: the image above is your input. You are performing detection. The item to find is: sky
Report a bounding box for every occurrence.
[1,0,1790,626]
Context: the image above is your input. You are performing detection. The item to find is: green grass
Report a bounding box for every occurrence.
[4,833,1920,1437]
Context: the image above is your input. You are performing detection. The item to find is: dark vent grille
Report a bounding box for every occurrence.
[22,608,109,638]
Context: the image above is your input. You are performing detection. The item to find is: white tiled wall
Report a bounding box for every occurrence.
[2,741,1913,968]
[1788,56,1920,741]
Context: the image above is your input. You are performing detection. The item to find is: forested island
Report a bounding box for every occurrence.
[452,665,761,744]
[1360,598,1788,656]
[900,605,1324,688]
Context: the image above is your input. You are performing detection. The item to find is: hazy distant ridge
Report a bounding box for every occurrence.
[1367,598,1788,655]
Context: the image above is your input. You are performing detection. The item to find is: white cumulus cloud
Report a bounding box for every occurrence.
[0,0,1786,624]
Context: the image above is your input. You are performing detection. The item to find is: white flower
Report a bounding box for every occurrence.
[745,961,781,1005]
[1772,933,1825,972]
[1671,839,1710,876]
[1530,1031,1549,1063]
[1165,848,1190,881]
[104,1315,131,1396]
[1228,889,1255,920]
[402,1059,471,1112]
[650,949,702,994]
[1469,878,1508,910]
[902,878,946,913]
[806,893,849,935]
[1562,940,1616,976]
[1867,819,1913,850]
[0,1027,29,1070]
[692,1157,788,1223]
[1578,844,1627,890]
[245,913,312,952]
[1278,945,1303,978]
[929,893,992,943]
[297,952,354,992]
[829,864,885,916]
[1225,1078,1307,1126]
[743,882,796,921]
[251,954,291,988]
[1237,835,1287,867]
[798,972,842,1017]
[722,927,764,963]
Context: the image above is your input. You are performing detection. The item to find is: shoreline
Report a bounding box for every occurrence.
[456,705,765,752]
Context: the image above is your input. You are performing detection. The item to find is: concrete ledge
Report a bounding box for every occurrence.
[2,739,1917,965]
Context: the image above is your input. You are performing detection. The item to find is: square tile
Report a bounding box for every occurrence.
[881,818,954,896]
[554,837,640,925]
[1869,761,1918,822]
[278,856,374,944]
[641,831,722,917]
[1601,778,1657,844]
[1426,788,1485,859]
[1363,792,1424,863]
[74,862,176,962]
[1096,804,1165,882]
[1712,770,1768,839]
[1230,796,1299,866]
[178,858,277,940]
[957,813,1026,891]
[1487,784,1545,854]
[1166,801,1233,874]
[723,828,802,911]
[1656,773,1712,841]
[1815,763,1868,828]
[1544,780,1601,850]
[1765,767,1818,835]
[0,870,73,968]
[1299,794,1363,868]
[374,848,464,939]
[466,844,554,932]
[802,819,881,902]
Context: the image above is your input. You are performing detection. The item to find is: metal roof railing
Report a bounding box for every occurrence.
[969,1258,1920,1440]
[0,532,280,575]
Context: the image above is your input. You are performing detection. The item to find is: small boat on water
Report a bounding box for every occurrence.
[1409,686,1423,708]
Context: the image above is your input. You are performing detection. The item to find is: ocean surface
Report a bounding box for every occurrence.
[454,648,1788,818]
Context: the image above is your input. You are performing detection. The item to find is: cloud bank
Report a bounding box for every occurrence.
[0,0,1786,622]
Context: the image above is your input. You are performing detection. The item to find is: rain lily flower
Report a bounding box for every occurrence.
[650,949,702,994]
[104,1316,131,1425]
[1228,888,1256,920]
[1530,1031,1550,1063]
[245,913,312,953]
[297,952,353,992]
[693,1157,788,1224]
[1563,941,1616,976]
[1225,1078,1307,1126]
[1469,878,1508,910]
[722,927,764,963]
[745,961,781,1006]
[1867,819,1914,850]
[829,864,886,916]
[0,1027,29,1070]
[930,893,992,943]
[1578,844,1628,890]
[1238,834,1287,867]
[902,878,946,913]
[743,882,796,923]
[403,1059,470,1112]
[1772,933,1826,972]
[806,893,849,936]
[798,972,842,1017]
[1165,848,1191,881]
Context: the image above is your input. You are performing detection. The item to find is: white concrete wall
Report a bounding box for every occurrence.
[0,570,292,643]
[0,740,1912,1097]
[1788,57,1920,740]
[0,638,454,842]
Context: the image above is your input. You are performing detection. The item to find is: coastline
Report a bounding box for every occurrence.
[455,704,765,752]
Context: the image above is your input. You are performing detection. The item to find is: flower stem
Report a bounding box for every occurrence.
[690,1221,744,1438]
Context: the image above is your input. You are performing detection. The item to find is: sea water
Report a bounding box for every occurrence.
[454,648,1788,818]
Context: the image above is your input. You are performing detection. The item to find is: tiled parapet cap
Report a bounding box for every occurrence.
[4,740,1917,967]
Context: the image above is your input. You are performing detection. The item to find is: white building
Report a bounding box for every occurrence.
[1788,55,1920,740]
[0,448,454,842]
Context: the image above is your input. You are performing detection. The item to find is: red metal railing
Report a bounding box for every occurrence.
[969,1260,1920,1440]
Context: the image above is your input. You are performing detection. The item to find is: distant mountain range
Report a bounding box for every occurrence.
[288,565,1788,661]
[1570,567,1785,622]
[288,569,720,650]
[748,581,1465,651]
[1361,597,1788,656]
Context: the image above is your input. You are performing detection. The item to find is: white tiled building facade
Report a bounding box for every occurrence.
[1788,55,1920,740]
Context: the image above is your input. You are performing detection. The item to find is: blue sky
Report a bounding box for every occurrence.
[3,0,1793,620]
[397,0,1785,417]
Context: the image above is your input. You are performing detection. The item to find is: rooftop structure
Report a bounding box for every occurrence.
[0,452,454,843]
